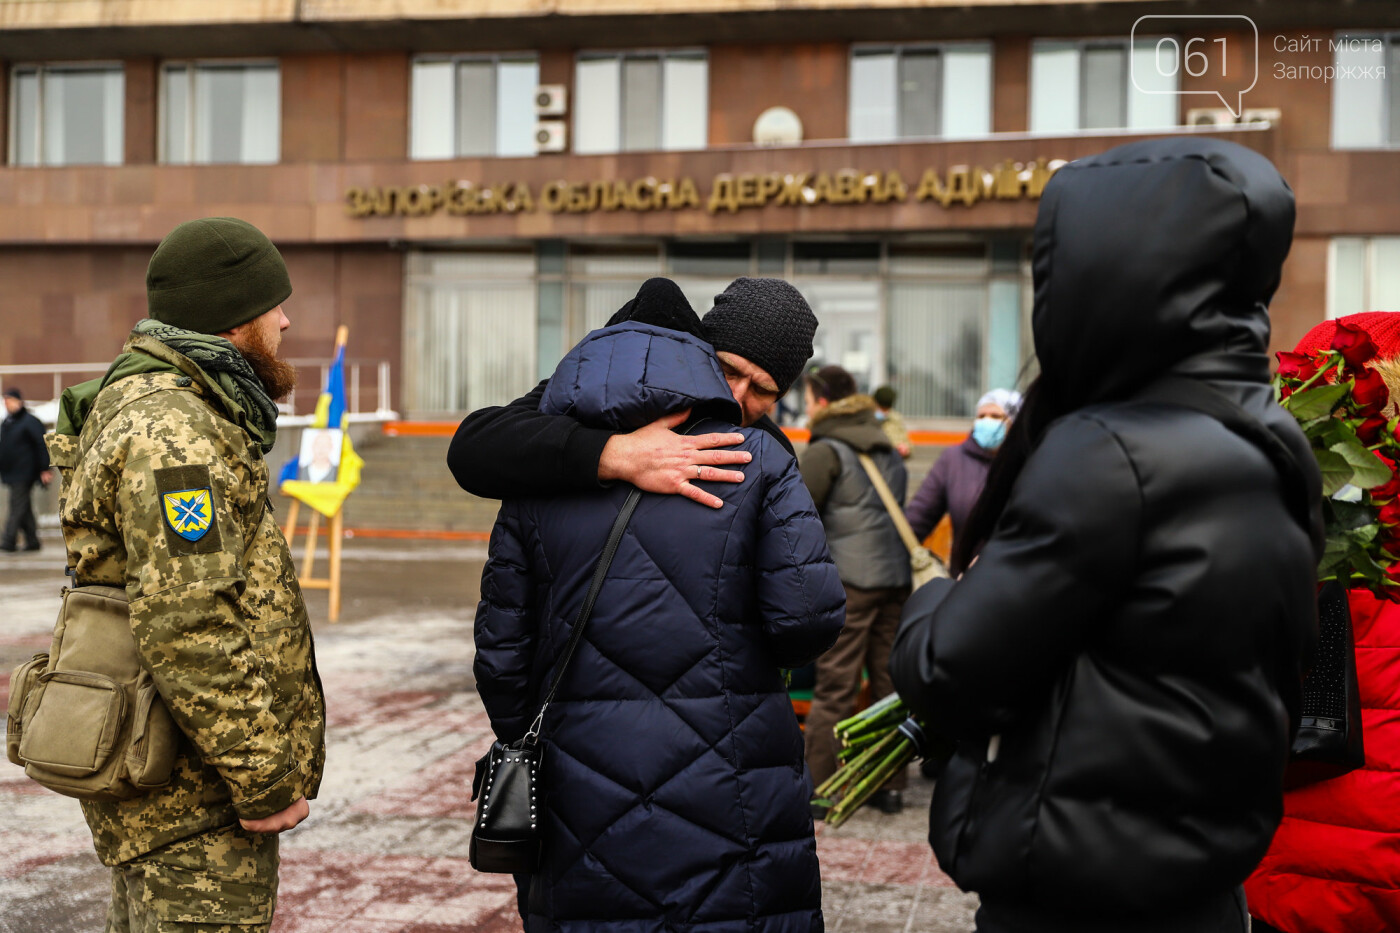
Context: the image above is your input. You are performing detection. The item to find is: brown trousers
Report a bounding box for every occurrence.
[804,582,911,789]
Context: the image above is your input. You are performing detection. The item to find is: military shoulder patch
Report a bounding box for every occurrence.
[163,488,213,541]
[153,465,223,555]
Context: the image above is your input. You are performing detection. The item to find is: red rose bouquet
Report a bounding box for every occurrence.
[1276,320,1400,600]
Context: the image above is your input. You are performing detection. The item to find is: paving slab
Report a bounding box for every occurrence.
[0,531,976,933]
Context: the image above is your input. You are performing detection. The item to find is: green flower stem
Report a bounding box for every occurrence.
[839,705,907,736]
[825,742,916,828]
[814,730,900,800]
[833,694,905,735]
[813,735,890,800]
[1292,352,1346,395]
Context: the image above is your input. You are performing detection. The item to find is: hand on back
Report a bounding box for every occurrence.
[598,409,751,508]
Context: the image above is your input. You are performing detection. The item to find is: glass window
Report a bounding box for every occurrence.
[888,281,987,418]
[622,56,661,152]
[887,242,989,276]
[667,241,752,277]
[804,280,884,394]
[574,50,708,155]
[793,242,880,276]
[943,45,994,139]
[162,62,279,164]
[403,251,538,416]
[1030,38,1178,132]
[849,51,897,141]
[1332,33,1400,148]
[9,64,124,166]
[849,43,991,142]
[410,54,539,160]
[662,53,708,150]
[1328,236,1400,319]
[1081,45,1127,129]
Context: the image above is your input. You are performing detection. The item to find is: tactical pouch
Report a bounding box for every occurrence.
[7,586,179,800]
[5,653,47,766]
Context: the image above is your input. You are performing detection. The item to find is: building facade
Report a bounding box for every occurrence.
[1,0,1398,424]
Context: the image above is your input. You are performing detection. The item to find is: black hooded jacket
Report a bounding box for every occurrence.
[890,138,1324,923]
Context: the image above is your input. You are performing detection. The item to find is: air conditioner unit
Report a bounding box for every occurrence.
[1186,107,1237,128]
[536,120,567,153]
[536,85,567,116]
[1240,107,1282,126]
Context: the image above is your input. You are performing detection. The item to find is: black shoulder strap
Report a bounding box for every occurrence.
[520,485,643,747]
[1134,376,1313,532]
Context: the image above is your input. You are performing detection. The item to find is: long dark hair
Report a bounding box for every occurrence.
[950,376,1062,575]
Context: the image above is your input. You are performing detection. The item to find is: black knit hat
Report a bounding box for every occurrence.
[3,387,21,401]
[702,277,817,395]
[146,217,292,334]
[607,277,704,339]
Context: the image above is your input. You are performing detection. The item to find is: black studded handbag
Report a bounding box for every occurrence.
[469,487,643,874]
[1285,581,1365,788]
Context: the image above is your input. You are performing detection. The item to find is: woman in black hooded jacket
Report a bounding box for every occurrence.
[890,137,1324,933]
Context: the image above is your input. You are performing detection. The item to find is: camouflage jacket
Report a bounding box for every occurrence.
[47,334,326,866]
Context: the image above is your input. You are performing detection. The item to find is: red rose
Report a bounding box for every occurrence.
[1352,366,1390,416]
[1374,472,1400,502]
[1359,415,1388,445]
[1333,321,1380,366]
[1277,351,1323,383]
[1379,499,1400,527]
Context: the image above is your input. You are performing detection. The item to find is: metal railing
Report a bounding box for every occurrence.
[0,359,396,420]
[282,358,396,419]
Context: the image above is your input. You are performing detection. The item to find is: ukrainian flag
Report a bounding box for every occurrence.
[279,328,364,517]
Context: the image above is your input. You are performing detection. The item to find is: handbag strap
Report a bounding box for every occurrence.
[856,451,925,556]
[1132,375,1313,534]
[521,486,643,747]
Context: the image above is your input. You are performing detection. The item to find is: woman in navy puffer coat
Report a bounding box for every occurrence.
[474,322,846,933]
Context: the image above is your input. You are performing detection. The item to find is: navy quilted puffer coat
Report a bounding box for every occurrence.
[474,322,845,933]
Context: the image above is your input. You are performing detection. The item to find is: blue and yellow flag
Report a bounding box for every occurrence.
[279,330,364,517]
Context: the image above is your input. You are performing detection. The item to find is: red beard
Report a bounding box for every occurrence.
[236,325,298,401]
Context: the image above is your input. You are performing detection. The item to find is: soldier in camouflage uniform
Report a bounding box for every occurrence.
[47,217,326,932]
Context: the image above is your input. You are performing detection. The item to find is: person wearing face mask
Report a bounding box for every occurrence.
[904,388,1021,560]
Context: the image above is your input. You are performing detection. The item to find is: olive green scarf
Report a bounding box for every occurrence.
[56,320,279,453]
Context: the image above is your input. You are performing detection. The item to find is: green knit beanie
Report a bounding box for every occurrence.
[146,217,292,334]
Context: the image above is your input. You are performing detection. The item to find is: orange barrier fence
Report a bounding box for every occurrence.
[385,421,967,447]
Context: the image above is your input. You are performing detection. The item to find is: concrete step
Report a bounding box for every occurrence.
[267,429,952,533]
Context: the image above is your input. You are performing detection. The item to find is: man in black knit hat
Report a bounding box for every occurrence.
[448,276,819,508]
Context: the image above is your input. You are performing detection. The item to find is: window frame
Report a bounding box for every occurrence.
[158,59,281,165]
[573,48,709,155]
[1330,31,1400,149]
[1028,36,1179,133]
[409,51,541,160]
[847,41,994,142]
[8,61,126,167]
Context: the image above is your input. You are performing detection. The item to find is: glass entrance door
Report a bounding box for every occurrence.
[799,279,884,395]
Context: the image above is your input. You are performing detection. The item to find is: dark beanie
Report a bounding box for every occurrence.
[607,277,704,339]
[146,217,292,334]
[702,277,817,395]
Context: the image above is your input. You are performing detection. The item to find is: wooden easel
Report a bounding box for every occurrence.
[282,501,343,623]
[280,324,350,623]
